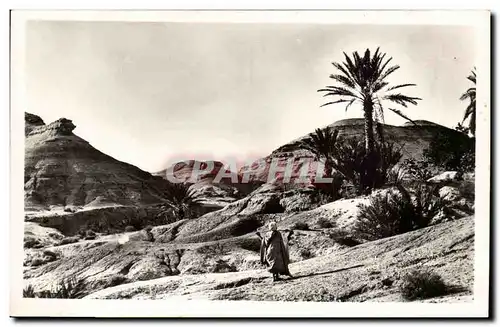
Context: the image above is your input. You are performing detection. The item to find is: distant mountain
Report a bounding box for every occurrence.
[153,160,252,205]
[24,113,170,211]
[238,118,468,185]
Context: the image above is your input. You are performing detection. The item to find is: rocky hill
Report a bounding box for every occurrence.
[24,113,170,211]
[239,118,467,184]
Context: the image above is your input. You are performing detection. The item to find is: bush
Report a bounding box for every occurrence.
[317,217,335,229]
[24,237,42,249]
[400,158,436,182]
[399,269,448,301]
[458,180,475,202]
[292,222,309,231]
[327,229,361,247]
[124,225,136,232]
[238,237,262,252]
[23,285,36,298]
[107,274,128,287]
[300,249,313,259]
[423,130,475,173]
[354,184,444,241]
[24,278,89,299]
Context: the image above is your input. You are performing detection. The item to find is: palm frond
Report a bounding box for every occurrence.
[383,94,421,107]
[329,74,356,89]
[387,108,418,126]
[298,128,340,162]
[319,99,352,108]
[386,84,417,92]
[378,65,400,82]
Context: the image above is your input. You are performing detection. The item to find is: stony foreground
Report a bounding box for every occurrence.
[85,217,473,302]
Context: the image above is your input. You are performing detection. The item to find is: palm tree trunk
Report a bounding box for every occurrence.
[363,101,375,153]
[362,100,377,192]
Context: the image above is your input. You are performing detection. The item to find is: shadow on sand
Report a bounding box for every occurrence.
[289,264,365,281]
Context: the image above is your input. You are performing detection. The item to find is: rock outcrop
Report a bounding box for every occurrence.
[24,113,170,211]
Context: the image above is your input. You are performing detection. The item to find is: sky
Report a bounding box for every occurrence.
[25,21,478,172]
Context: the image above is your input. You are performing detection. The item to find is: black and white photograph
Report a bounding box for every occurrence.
[9,10,490,318]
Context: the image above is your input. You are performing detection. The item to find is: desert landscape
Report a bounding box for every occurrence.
[19,19,480,305]
[23,112,476,302]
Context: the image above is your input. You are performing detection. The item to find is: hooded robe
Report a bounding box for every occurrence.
[260,230,291,275]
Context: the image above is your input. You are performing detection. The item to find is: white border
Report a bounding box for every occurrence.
[9,10,491,318]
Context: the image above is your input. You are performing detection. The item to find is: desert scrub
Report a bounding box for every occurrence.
[399,269,448,301]
[24,277,88,299]
[238,237,261,252]
[354,184,444,241]
[327,229,360,247]
[292,221,310,231]
[23,237,42,249]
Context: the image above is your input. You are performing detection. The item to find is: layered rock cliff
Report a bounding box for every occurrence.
[24,113,169,210]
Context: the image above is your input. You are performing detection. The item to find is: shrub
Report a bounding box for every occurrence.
[354,184,444,241]
[30,258,44,267]
[23,285,36,298]
[317,217,335,229]
[400,158,436,182]
[124,225,136,232]
[24,237,42,249]
[24,278,89,299]
[238,237,262,252]
[327,229,361,247]
[292,222,309,231]
[423,130,475,173]
[458,180,475,202]
[142,229,155,242]
[42,249,59,260]
[300,249,313,259]
[108,274,128,287]
[313,189,336,206]
[144,225,154,232]
[399,269,448,301]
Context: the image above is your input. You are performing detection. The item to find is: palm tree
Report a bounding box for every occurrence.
[459,68,476,136]
[297,128,342,199]
[318,47,421,190]
[163,182,202,219]
[298,127,339,173]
